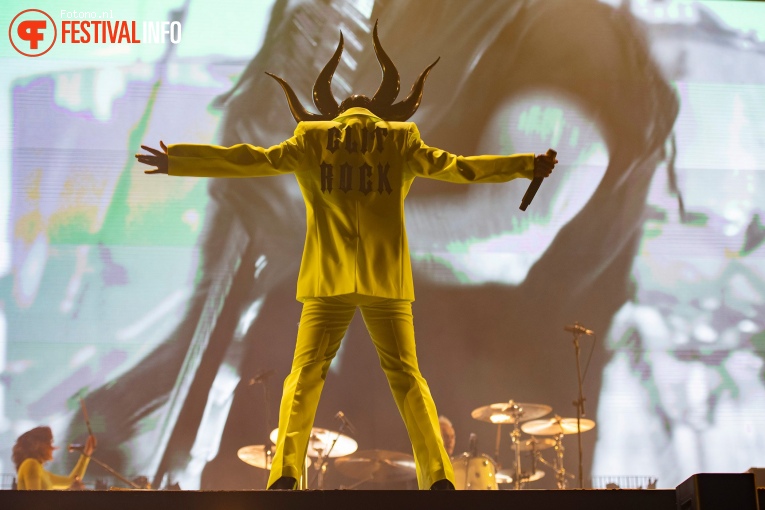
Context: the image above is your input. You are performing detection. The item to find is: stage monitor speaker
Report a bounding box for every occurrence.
[748,468,765,488]
[676,473,759,510]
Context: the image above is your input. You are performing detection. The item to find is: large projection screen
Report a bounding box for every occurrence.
[1,0,764,490]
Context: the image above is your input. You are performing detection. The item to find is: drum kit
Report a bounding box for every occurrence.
[450,323,597,490]
[236,325,597,489]
[235,402,595,490]
[463,400,596,490]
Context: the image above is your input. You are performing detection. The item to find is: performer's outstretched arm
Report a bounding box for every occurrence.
[136,127,305,178]
[405,124,556,183]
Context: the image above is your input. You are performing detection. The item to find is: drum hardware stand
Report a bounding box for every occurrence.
[535,446,556,479]
[513,443,540,490]
[534,427,573,489]
[309,422,348,489]
[524,441,541,489]
[340,475,375,490]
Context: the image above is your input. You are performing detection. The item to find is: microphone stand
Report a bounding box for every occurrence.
[251,370,275,486]
[69,447,141,489]
[570,330,586,489]
[87,455,142,489]
[249,370,274,439]
[261,378,272,442]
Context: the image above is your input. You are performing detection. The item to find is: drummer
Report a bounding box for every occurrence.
[438,416,456,456]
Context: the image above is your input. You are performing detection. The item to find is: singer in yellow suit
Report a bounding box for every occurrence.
[137,24,556,490]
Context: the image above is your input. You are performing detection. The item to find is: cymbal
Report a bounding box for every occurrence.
[471,401,552,424]
[496,468,545,484]
[269,427,358,458]
[520,417,596,436]
[334,450,417,483]
[511,437,557,451]
[237,445,272,469]
[237,445,311,469]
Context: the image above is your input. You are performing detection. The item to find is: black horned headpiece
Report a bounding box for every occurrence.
[266,21,439,123]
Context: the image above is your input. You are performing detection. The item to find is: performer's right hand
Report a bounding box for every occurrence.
[135,141,169,174]
[83,434,97,457]
[533,151,557,178]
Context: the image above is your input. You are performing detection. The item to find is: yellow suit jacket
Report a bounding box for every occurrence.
[168,107,534,302]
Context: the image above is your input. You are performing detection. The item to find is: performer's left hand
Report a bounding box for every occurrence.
[534,152,557,178]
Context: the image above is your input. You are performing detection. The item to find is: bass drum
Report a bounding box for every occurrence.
[451,452,498,490]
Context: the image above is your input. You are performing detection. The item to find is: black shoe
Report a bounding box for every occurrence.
[268,477,297,490]
[430,479,455,490]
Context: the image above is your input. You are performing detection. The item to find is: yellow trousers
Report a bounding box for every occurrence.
[267,294,455,490]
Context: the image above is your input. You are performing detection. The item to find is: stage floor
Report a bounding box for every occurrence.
[1,488,678,510]
[2,486,763,510]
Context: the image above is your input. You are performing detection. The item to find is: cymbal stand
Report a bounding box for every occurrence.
[494,423,502,467]
[507,403,524,490]
[535,432,573,490]
[553,431,568,489]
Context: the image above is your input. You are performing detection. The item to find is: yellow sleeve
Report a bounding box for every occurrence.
[47,455,91,489]
[405,124,535,183]
[17,458,43,490]
[167,125,305,178]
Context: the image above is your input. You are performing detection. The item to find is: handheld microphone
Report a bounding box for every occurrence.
[520,148,557,211]
[335,411,357,434]
[564,323,594,336]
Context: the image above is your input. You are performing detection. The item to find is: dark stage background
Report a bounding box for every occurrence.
[1,0,764,491]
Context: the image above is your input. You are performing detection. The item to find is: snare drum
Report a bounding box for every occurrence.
[451,452,498,490]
